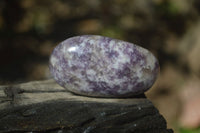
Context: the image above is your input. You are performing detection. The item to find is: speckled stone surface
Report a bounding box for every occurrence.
[49,35,159,97]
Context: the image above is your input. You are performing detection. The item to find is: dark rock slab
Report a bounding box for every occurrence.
[0,79,173,133]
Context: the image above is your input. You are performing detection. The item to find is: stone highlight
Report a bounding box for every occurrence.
[49,35,159,97]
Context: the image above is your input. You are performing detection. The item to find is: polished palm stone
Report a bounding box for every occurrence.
[49,35,159,97]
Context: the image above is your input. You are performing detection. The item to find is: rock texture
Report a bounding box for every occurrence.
[49,35,159,97]
[0,80,173,133]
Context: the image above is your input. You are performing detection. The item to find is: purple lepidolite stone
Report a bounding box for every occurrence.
[49,35,159,97]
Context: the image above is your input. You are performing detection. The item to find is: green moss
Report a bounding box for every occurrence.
[180,127,200,133]
[100,26,124,40]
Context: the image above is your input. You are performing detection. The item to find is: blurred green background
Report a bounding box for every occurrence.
[1,0,200,132]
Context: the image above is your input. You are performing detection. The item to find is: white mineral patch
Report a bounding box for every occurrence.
[145,52,156,70]
[68,46,78,52]
[50,56,58,67]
